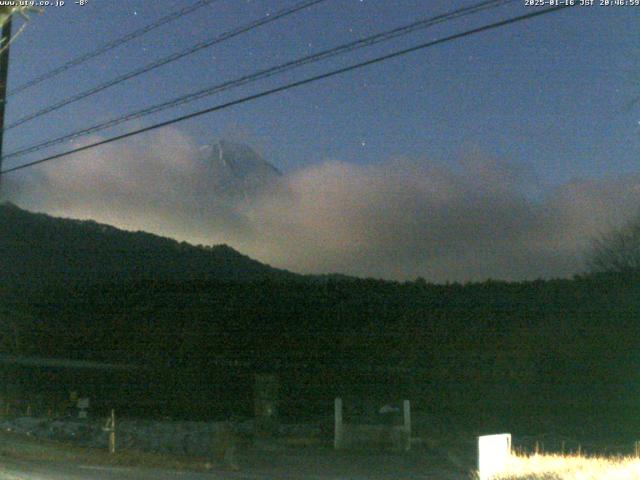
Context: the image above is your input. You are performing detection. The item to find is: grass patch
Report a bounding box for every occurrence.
[491,452,640,479]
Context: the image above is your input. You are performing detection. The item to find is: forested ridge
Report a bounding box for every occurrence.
[2,203,639,435]
[0,202,296,292]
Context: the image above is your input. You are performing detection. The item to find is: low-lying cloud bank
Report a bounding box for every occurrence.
[4,130,640,282]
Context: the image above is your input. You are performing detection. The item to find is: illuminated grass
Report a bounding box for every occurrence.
[493,452,640,479]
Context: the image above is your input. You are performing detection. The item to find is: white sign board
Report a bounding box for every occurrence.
[478,433,511,480]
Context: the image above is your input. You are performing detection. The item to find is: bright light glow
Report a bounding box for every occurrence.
[478,433,512,480]
[497,452,640,480]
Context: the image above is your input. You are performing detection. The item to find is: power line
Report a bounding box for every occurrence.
[7,0,221,98]
[0,4,575,177]
[2,0,327,131]
[4,0,516,162]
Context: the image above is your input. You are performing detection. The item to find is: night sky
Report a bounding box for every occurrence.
[2,0,639,281]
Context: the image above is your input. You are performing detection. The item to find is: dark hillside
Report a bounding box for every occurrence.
[0,202,297,292]
[9,273,639,436]
[2,204,639,439]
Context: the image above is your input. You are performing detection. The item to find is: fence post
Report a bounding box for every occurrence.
[109,409,116,454]
[103,409,116,454]
[334,397,343,450]
[403,400,411,451]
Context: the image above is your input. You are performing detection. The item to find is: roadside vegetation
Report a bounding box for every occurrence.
[0,430,211,472]
[491,452,640,479]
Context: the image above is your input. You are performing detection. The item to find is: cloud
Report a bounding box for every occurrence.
[7,130,252,245]
[241,158,640,281]
[6,130,640,282]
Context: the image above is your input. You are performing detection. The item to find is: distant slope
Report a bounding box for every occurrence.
[204,140,283,201]
[0,202,298,290]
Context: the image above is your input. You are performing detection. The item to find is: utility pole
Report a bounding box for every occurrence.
[0,15,11,193]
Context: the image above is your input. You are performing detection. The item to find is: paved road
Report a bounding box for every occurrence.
[0,458,254,480]
[0,458,369,480]
[0,437,473,480]
[0,458,468,480]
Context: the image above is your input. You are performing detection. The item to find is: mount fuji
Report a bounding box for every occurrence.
[198,140,283,202]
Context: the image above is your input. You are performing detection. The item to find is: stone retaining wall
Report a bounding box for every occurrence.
[342,424,410,450]
[0,416,321,456]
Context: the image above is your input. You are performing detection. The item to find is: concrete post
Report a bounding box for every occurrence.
[108,409,116,454]
[403,399,411,451]
[334,397,343,450]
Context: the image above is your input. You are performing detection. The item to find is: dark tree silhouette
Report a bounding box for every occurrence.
[588,213,640,273]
